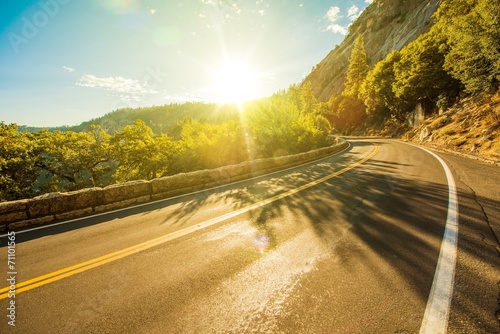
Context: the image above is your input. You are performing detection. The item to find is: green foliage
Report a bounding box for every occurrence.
[36,126,112,192]
[0,123,41,201]
[68,102,242,136]
[249,86,330,157]
[393,26,460,108]
[328,35,368,132]
[333,0,498,132]
[0,85,334,201]
[343,36,369,99]
[177,119,247,171]
[111,120,174,182]
[361,51,402,122]
[437,0,500,92]
[327,95,367,132]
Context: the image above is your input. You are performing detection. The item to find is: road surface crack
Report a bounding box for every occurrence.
[459,178,500,327]
[464,182,500,250]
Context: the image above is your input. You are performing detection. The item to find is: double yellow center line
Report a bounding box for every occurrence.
[0,144,378,299]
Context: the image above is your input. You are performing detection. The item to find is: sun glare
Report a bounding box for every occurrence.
[212,60,260,104]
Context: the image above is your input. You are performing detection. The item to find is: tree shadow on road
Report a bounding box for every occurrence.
[157,139,499,332]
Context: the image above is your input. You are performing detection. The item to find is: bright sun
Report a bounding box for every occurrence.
[212,60,260,104]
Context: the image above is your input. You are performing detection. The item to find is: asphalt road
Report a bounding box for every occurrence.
[0,138,499,333]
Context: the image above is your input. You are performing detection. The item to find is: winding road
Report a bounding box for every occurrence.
[1,138,499,333]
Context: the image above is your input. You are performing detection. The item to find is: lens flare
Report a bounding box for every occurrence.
[253,234,270,255]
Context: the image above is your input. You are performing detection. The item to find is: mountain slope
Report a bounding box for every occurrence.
[306,0,441,101]
[405,93,500,163]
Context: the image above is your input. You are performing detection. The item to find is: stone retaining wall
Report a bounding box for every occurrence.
[0,141,348,232]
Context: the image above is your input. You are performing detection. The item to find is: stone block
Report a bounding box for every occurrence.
[102,180,151,204]
[9,215,54,230]
[55,207,94,221]
[0,200,28,215]
[95,195,151,213]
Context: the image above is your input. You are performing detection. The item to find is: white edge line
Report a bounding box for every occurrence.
[0,142,351,237]
[406,143,459,334]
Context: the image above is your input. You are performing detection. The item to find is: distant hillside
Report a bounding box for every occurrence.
[21,102,243,137]
[73,102,243,135]
[306,0,441,101]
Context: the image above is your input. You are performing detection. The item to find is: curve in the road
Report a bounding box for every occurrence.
[409,144,459,334]
[0,143,380,300]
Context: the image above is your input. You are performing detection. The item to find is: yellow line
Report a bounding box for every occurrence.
[0,143,378,299]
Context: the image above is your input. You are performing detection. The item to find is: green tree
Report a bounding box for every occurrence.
[248,87,330,157]
[392,27,460,111]
[437,0,500,92]
[327,95,367,132]
[36,128,111,192]
[343,35,369,99]
[0,123,41,201]
[328,35,369,132]
[178,119,247,171]
[84,125,112,187]
[361,51,411,123]
[111,120,174,182]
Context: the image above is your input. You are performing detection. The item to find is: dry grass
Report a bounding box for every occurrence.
[429,115,450,130]
[405,91,500,163]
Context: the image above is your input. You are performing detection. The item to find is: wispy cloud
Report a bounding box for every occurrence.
[76,75,157,94]
[62,66,75,73]
[348,5,360,21]
[324,6,348,35]
[163,92,210,103]
[325,24,348,35]
[326,6,341,22]
[324,3,368,35]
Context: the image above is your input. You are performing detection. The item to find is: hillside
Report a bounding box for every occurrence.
[306,0,441,101]
[21,103,242,136]
[404,92,500,164]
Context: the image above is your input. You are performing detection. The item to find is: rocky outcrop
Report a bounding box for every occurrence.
[404,92,500,164]
[306,0,441,101]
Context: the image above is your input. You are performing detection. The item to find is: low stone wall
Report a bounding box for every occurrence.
[0,141,348,232]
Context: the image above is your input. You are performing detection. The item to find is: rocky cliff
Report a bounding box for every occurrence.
[306,0,442,101]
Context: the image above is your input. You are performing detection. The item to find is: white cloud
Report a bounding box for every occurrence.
[326,6,341,22]
[76,75,157,95]
[348,5,360,19]
[365,0,374,3]
[325,24,348,35]
[324,6,348,35]
[63,66,75,73]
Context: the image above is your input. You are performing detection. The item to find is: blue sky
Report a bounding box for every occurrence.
[0,0,373,127]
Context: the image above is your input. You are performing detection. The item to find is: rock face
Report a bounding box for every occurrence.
[306,0,442,101]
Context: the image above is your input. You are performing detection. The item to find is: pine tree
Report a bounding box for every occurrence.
[343,35,368,99]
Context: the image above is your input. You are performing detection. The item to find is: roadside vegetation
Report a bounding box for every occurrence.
[0,84,332,202]
[325,0,499,135]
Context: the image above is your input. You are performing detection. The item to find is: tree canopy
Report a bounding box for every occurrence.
[0,84,331,202]
[437,0,500,92]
